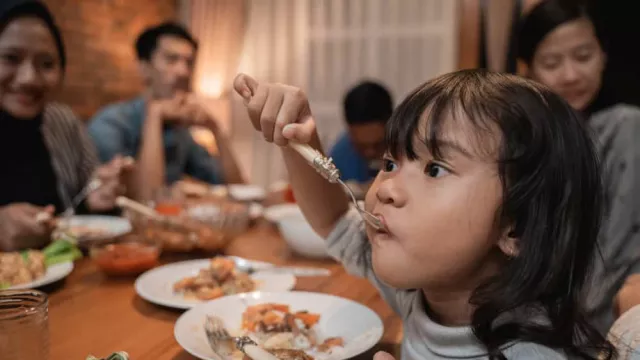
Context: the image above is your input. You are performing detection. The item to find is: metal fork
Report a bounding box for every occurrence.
[288,143,385,231]
[204,315,279,360]
[61,178,102,218]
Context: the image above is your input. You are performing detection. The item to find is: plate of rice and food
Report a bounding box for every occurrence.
[0,239,82,290]
[135,257,296,309]
[174,292,384,360]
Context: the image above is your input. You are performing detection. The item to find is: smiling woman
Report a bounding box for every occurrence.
[518,0,640,336]
[0,0,133,251]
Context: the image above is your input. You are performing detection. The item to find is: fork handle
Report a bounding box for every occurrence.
[242,344,280,360]
[288,142,319,164]
[288,142,340,183]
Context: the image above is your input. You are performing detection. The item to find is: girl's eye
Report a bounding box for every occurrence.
[382,158,398,172]
[425,162,450,178]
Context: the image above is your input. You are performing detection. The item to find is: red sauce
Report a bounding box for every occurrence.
[155,202,182,216]
[93,243,159,275]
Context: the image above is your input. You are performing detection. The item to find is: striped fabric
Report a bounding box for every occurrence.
[40,102,99,209]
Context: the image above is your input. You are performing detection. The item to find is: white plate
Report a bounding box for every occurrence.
[57,215,132,243]
[227,185,266,202]
[188,203,263,220]
[174,291,384,360]
[263,203,299,222]
[135,258,296,309]
[9,262,74,290]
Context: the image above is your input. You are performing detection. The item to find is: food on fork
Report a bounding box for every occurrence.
[173,257,255,300]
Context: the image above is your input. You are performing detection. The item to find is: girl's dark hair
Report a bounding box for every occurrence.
[387,69,614,359]
[517,0,602,65]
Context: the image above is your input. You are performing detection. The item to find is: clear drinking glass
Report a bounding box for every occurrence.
[0,290,50,360]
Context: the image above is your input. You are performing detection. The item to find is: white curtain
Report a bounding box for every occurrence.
[231,0,458,187]
[180,0,247,155]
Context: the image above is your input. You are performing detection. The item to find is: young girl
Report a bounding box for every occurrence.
[233,69,615,359]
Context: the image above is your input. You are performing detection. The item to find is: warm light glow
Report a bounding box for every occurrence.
[197,76,223,98]
[191,127,218,154]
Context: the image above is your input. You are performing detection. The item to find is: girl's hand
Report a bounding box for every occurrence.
[373,351,396,360]
[87,155,135,212]
[0,203,54,251]
[233,73,316,146]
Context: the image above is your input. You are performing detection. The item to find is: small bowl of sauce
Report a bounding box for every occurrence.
[90,239,160,276]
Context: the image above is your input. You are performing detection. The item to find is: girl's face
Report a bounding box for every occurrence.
[364,111,509,292]
[0,17,62,119]
[529,17,605,112]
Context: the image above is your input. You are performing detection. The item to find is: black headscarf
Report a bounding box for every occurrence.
[0,0,66,70]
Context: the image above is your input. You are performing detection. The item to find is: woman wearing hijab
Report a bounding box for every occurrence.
[517,0,640,338]
[0,0,133,251]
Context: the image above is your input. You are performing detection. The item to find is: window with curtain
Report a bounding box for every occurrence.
[228,0,458,187]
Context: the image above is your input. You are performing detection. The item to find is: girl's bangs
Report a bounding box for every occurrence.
[386,72,502,161]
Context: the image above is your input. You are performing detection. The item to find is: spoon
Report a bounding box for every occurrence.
[288,142,385,230]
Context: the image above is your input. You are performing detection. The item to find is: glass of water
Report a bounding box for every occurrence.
[0,290,49,360]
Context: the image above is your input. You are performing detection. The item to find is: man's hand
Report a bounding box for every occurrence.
[0,203,55,251]
[148,93,221,132]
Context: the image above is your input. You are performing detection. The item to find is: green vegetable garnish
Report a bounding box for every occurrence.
[45,247,82,266]
[43,239,75,257]
[0,282,10,290]
[42,239,83,266]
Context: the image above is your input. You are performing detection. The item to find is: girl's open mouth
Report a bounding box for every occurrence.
[373,214,389,234]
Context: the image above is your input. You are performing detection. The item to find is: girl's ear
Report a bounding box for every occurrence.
[498,228,519,257]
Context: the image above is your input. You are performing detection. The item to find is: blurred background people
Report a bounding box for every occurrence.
[88,22,243,202]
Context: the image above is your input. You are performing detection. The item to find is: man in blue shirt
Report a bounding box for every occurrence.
[329,81,393,188]
[88,22,243,201]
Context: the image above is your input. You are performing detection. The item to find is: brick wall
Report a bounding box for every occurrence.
[42,0,178,120]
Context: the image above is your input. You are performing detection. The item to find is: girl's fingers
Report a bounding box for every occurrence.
[373,351,396,360]
[282,117,315,144]
[273,92,305,146]
[260,88,284,143]
[247,85,269,131]
[233,73,258,100]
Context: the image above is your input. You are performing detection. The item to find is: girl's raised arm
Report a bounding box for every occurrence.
[233,74,350,237]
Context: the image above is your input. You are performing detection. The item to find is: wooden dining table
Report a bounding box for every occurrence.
[47,221,403,360]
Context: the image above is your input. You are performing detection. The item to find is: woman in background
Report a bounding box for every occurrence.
[518,0,640,336]
[0,0,132,251]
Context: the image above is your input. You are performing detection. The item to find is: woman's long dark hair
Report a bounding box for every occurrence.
[386,69,615,359]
